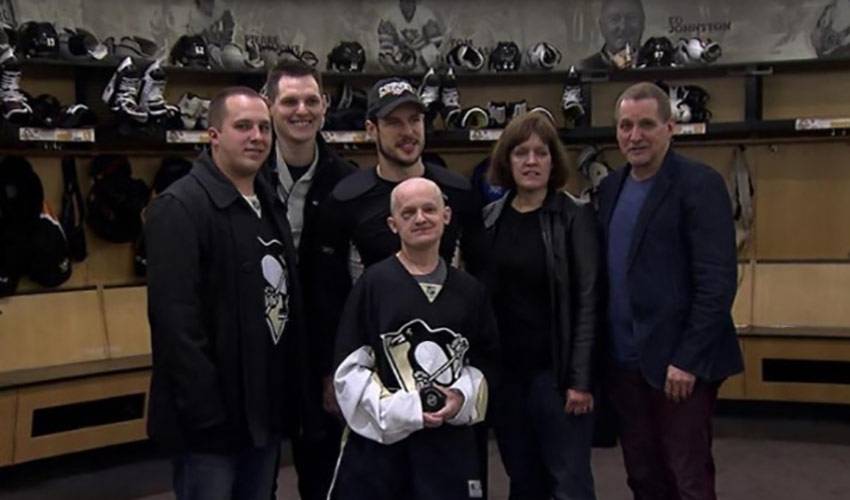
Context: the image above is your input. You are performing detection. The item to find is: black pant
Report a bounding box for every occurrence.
[493,371,596,500]
[291,415,343,500]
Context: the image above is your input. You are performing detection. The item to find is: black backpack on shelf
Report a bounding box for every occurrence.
[86,155,150,243]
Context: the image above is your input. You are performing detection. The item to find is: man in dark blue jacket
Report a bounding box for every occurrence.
[146,86,308,500]
[597,82,743,500]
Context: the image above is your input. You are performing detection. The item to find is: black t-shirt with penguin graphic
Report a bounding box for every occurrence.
[243,194,291,435]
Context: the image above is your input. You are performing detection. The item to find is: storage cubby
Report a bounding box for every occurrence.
[3,55,850,464]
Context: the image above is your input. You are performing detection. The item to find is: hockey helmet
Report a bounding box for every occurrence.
[170,35,210,68]
[527,42,562,70]
[115,36,161,62]
[17,22,60,58]
[58,103,98,128]
[59,28,108,61]
[676,37,722,65]
[28,93,63,128]
[219,42,246,69]
[637,37,676,68]
[446,43,485,72]
[327,41,366,72]
[488,41,521,72]
[459,107,490,129]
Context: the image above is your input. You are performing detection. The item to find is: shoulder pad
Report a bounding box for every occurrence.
[331,168,378,202]
[425,164,470,191]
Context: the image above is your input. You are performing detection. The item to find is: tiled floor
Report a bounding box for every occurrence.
[2,412,849,499]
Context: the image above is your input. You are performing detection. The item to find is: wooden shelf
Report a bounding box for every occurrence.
[18,53,850,81]
[5,117,850,154]
[739,326,850,340]
[0,355,151,390]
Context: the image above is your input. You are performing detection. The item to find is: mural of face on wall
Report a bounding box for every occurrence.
[580,0,645,70]
[599,0,645,54]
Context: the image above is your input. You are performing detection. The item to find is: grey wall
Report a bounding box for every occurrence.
[7,0,843,68]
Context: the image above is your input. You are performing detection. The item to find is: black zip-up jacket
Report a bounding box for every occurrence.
[482,190,602,392]
[146,151,309,452]
[263,136,357,383]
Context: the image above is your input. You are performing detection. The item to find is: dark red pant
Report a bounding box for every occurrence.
[607,367,719,500]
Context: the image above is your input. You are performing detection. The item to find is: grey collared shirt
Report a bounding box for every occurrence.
[276,142,319,250]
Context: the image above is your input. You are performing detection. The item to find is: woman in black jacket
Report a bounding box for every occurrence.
[483,112,603,500]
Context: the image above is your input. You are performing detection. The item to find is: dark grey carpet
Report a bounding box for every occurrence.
[2,412,849,500]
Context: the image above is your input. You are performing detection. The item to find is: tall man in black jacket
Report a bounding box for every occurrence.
[598,82,744,500]
[146,87,308,500]
[263,60,356,500]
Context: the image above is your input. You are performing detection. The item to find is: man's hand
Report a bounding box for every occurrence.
[322,375,342,418]
[564,388,594,415]
[422,386,464,428]
[665,365,696,403]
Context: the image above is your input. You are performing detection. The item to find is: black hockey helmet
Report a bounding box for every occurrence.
[28,93,63,128]
[58,103,98,128]
[637,37,676,68]
[17,22,60,58]
[0,155,44,227]
[170,35,210,68]
[326,41,366,72]
[488,41,521,72]
[60,27,108,60]
[86,155,151,243]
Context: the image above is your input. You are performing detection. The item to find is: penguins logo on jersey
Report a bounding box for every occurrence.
[259,237,289,345]
[380,319,469,392]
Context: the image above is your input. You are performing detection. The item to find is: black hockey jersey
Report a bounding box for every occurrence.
[333,256,499,444]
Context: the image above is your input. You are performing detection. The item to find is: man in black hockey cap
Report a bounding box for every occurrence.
[315,78,489,496]
[313,75,486,430]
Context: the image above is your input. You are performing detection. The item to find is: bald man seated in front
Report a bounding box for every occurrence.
[328,178,500,500]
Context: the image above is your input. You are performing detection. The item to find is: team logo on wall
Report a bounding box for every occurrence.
[259,237,289,345]
[380,319,469,393]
